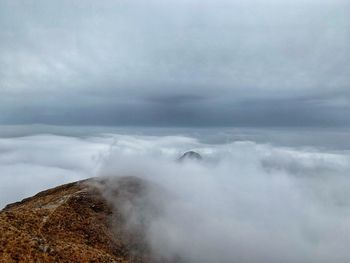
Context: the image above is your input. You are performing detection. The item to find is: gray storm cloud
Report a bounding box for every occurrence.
[0,0,349,126]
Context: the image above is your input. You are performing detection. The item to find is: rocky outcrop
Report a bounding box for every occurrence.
[178,151,202,162]
[0,177,155,263]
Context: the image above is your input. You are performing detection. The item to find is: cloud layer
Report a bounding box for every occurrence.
[0,0,349,126]
[1,131,350,262]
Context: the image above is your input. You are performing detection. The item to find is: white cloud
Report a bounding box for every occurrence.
[0,135,109,207]
[1,132,350,262]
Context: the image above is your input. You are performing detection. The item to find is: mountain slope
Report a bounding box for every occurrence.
[0,177,153,263]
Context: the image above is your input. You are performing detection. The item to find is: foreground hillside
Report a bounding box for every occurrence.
[0,177,155,263]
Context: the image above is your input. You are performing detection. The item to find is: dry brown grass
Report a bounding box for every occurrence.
[0,178,152,263]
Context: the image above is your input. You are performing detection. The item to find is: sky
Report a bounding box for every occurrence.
[0,0,349,126]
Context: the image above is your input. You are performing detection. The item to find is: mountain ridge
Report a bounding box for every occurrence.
[0,177,155,263]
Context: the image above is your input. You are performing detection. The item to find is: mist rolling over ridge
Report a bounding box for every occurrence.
[1,130,350,262]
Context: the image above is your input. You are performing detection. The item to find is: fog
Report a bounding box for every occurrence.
[1,129,350,262]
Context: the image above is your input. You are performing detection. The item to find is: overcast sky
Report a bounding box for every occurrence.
[0,0,349,127]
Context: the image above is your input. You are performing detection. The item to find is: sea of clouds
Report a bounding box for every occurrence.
[1,130,350,262]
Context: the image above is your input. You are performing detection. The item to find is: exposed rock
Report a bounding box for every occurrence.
[178,151,202,162]
[0,176,160,263]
